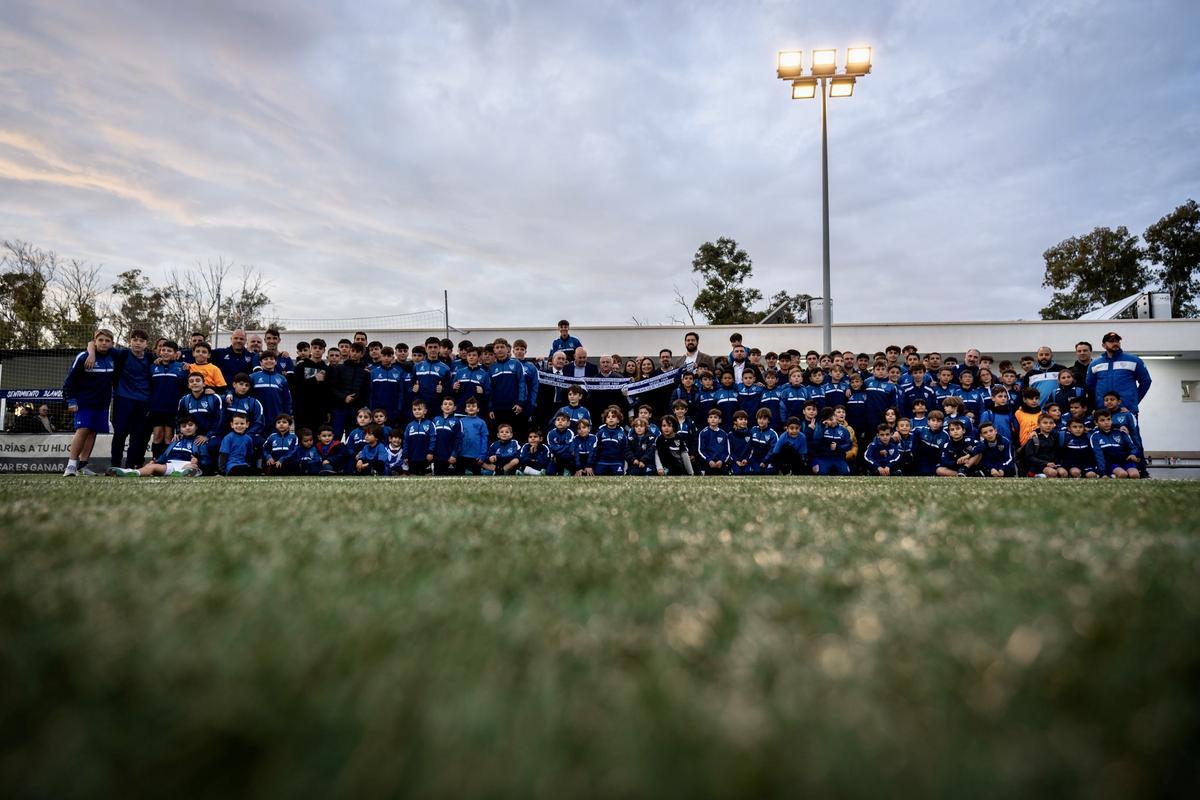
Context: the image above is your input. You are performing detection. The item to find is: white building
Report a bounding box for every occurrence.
[272,318,1200,459]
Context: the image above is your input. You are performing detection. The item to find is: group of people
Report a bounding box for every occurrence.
[59,319,1153,479]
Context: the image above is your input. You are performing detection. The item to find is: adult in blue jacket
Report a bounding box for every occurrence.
[1086,331,1151,416]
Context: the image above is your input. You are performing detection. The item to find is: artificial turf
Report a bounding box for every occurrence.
[1,476,1198,798]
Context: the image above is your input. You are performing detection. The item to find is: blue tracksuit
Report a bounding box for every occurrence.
[263,431,299,467]
[909,414,930,435]
[573,434,597,471]
[915,428,948,476]
[713,389,738,430]
[385,445,405,475]
[486,439,521,473]
[932,382,959,407]
[345,426,370,459]
[1060,432,1097,472]
[940,436,982,474]
[250,370,292,426]
[488,357,527,413]
[519,442,552,473]
[942,413,975,438]
[150,360,190,415]
[403,419,435,471]
[750,427,779,473]
[698,427,730,471]
[157,435,203,465]
[770,430,809,474]
[594,424,629,475]
[549,335,582,359]
[111,346,152,403]
[555,404,591,433]
[864,437,900,473]
[1053,385,1087,412]
[758,388,785,431]
[355,442,389,473]
[457,414,490,469]
[844,390,868,438]
[177,392,223,440]
[900,383,936,418]
[431,415,461,462]
[453,364,492,412]
[369,364,411,423]
[521,360,540,412]
[218,431,255,474]
[979,408,1016,444]
[780,384,808,422]
[736,384,764,419]
[957,387,986,419]
[672,385,700,421]
[298,444,321,475]
[894,431,915,473]
[728,427,753,474]
[1087,349,1151,415]
[978,437,1016,476]
[546,426,577,472]
[863,378,899,428]
[1090,429,1138,474]
[625,432,657,475]
[813,425,852,475]
[63,349,115,410]
[213,347,258,388]
[223,394,265,442]
[821,380,849,411]
[414,360,451,408]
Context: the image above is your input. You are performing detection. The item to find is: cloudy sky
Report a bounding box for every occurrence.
[1,0,1197,327]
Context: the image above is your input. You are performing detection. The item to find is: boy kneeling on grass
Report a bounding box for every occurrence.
[218,413,257,476]
[107,414,203,477]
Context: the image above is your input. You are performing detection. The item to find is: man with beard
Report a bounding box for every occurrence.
[673,331,714,372]
[1026,346,1068,407]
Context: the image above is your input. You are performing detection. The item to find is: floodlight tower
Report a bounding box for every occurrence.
[777,47,872,354]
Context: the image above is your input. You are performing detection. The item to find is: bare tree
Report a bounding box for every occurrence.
[671,281,699,326]
[159,258,272,344]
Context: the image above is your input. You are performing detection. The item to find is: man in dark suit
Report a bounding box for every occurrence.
[565,347,599,378]
[673,331,714,372]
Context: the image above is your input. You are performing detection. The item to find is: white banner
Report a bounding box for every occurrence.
[0,433,113,473]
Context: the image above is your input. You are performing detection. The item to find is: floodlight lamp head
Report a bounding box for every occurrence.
[845,46,872,76]
[791,78,817,100]
[777,50,804,79]
[829,76,856,97]
[811,49,837,76]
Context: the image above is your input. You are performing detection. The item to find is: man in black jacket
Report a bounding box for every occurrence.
[329,342,371,438]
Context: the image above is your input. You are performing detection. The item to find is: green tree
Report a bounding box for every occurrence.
[111,269,171,341]
[1039,226,1149,320]
[762,291,813,324]
[0,240,54,348]
[691,237,763,325]
[1144,199,1200,318]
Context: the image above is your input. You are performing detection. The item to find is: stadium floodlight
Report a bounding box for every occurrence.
[777,50,804,79]
[811,49,837,76]
[774,44,873,354]
[845,46,872,75]
[791,78,818,100]
[829,76,856,97]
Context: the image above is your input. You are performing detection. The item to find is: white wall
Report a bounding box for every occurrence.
[1137,359,1200,454]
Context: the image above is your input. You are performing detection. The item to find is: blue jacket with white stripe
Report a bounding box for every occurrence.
[1086,349,1151,414]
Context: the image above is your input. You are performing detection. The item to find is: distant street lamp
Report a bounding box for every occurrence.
[777,46,872,354]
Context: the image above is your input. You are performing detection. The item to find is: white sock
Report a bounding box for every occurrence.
[68,459,79,468]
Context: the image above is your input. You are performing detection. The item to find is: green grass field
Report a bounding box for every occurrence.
[2,476,1199,798]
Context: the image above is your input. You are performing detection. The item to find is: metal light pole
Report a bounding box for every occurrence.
[819,75,831,355]
[776,47,872,355]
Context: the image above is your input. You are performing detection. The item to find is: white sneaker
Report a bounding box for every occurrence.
[180,464,202,477]
[79,465,99,477]
[63,464,78,477]
[106,467,137,477]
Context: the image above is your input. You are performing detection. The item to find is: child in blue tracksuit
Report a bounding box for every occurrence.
[483,424,522,475]
[343,407,374,472]
[1060,418,1098,478]
[749,410,780,474]
[297,429,321,475]
[698,410,730,475]
[518,430,552,475]
[178,373,223,472]
[218,413,257,476]
[696,372,719,423]
[844,373,869,440]
[369,347,411,426]
[1090,410,1140,479]
[736,371,763,420]
[431,396,462,475]
[403,400,435,475]
[977,422,1016,477]
[893,418,915,474]
[385,431,405,476]
[457,397,490,474]
[546,413,577,475]
[771,417,808,475]
[713,372,739,431]
[149,340,190,461]
[728,411,753,475]
[594,406,629,476]
[937,419,982,477]
[555,386,592,434]
[573,419,598,475]
[315,425,349,475]
[262,414,300,475]
[354,425,389,475]
[864,423,901,476]
[625,417,657,476]
[813,407,852,475]
[671,371,700,423]
[63,329,117,476]
[250,352,292,429]
[979,388,1016,444]
[452,347,492,415]
[759,371,786,432]
[914,412,948,476]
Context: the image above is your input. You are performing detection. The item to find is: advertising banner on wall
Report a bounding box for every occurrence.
[0,434,113,473]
